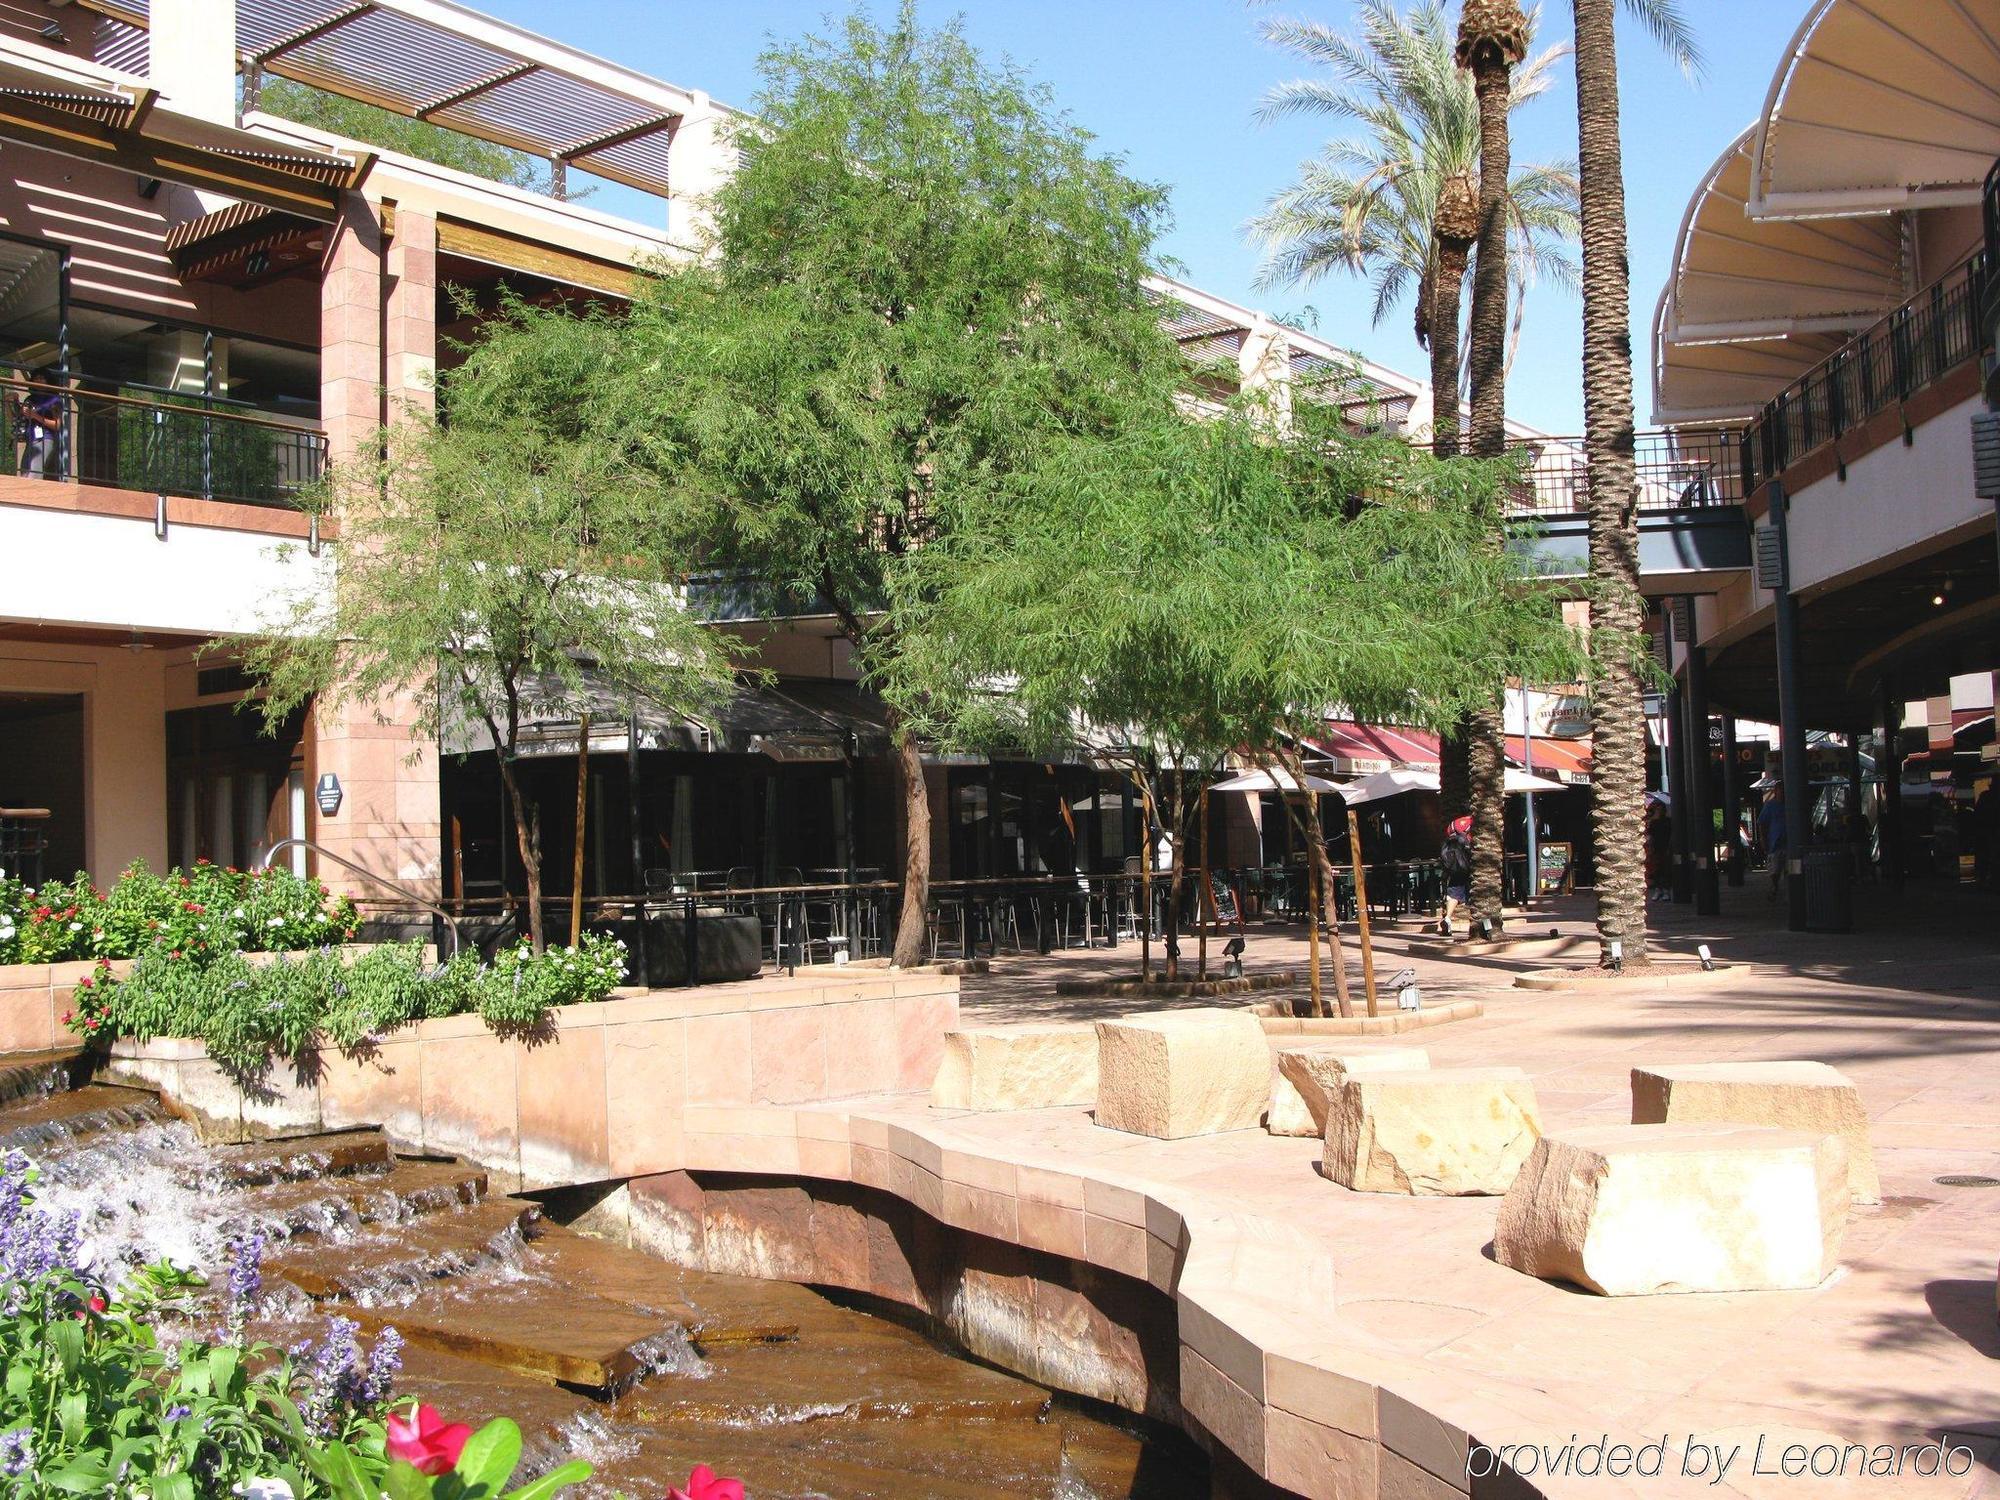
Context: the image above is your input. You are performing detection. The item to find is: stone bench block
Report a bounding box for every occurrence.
[1095,1008,1269,1138]
[1324,1067,1540,1195]
[1630,1061,1879,1205]
[1267,1044,1431,1138]
[930,1022,1099,1111]
[1495,1123,1849,1295]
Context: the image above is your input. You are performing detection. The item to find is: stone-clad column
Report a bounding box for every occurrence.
[309,196,442,914]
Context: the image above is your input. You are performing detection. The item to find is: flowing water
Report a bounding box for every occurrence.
[0,1055,1208,1499]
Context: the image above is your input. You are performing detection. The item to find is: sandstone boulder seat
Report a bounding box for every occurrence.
[1630,1061,1879,1205]
[1267,1044,1430,1138]
[1323,1066,1540,1195]
[1495,1123,1849,1295]
[1094,1008,1268,1139]
[930,1022,1100,1112]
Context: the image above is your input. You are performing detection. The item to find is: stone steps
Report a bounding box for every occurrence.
[209,1128,395,1187]
[0,1047,88,1106]
[0,1081,160,1152]
[220,1158,487,1243]
[266,1197,541,1302]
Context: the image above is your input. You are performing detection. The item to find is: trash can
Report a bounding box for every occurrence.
[1799,845,1853,933]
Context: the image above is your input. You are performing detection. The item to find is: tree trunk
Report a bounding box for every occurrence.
[1573,0,1648,966]
[1439,722,1471,821]
[497,754,544,953]
[1303,799,1355,1019]
[1429,239,1469,458]
[1468,704,1507,930]
[1164,768,1184,980]
[1467,58,1511,464]
[1464,51,1514,937]
[890,718,932,967]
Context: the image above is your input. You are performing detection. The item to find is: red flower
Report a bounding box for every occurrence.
[385,1404,473,1477]
[182,902,204,914]
[59,1011,72,1025]
[77,976,92,990]
[668,1466,745,1500]
[88,1295,105,1313]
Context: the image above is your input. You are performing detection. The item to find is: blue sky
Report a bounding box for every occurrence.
[481,1,1808,436]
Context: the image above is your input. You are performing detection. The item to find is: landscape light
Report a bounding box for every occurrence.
[1698,943,1714,972]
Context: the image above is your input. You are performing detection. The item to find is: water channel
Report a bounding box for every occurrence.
[0,1061,1208,1498]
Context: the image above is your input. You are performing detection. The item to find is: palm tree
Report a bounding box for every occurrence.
[1454,0,1529,933]
[1247,0,1578,428]
[1572,0,1701,966]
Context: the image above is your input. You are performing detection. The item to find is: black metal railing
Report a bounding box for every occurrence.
[1984,158,2000,327]
[5,376,326,510]
[1422,428,1749,517]
[1747,252,1989,487]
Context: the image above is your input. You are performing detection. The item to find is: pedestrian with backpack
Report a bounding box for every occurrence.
[1438,814,1473,938]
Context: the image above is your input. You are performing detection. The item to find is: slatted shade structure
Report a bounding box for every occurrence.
[1752,0,2000,218]
[1651,127,1908,423]
[73,0,711,199]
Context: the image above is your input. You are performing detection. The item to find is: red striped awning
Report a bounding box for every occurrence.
[1508,735,1593,785]
[1305,721,1442,773]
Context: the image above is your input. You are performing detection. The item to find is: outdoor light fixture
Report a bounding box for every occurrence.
[1698,943,1715,972]
[1932,594,1946,607]
[1609,939,1624,974]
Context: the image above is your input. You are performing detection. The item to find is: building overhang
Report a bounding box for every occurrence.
[1748,0,2000,222]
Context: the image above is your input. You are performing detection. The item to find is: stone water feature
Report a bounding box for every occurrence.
[0,1052,1207,1499]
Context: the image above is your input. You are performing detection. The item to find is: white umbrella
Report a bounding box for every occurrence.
[1647,788,1674,805]
[1209,766,1344,795]
[1343,766,1567,805]
[1507,769,1567,795]
[1340,767,1440,805]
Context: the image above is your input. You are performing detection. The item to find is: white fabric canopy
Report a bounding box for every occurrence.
[1341,767,1567,805]
[1339,768,1440,805]
[1209,767,1344,795]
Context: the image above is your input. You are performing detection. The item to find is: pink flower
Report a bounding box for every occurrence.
[385,1404,472,1477]
[668,1465,745,1500]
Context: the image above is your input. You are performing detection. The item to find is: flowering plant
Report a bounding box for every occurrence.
[0,1150,398,1498]
[0,861,360,967]
[303,1406,590,1500]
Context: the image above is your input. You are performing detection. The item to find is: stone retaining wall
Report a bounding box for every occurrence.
[100,970,958,1189]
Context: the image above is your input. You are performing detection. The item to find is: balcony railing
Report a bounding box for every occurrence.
[5,377,326,511]
[1984,157,2000,341]
[1747,252,1990,488]
[1422,428,1750,517]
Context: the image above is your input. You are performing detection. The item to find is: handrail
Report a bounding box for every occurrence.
[1747,250,1989,487]
[258,839,462,960]
[1,374,320,437]
[3,374,327,510]
[1417,428,1749,516]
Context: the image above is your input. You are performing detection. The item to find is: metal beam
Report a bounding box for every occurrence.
[558,111,678,163]
[252,3,375,64]
[414,62,536,120]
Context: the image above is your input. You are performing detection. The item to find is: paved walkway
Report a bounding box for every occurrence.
[931,879,2000,1495]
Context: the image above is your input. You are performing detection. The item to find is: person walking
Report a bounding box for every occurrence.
[1438,814,1473,938]
[1645,801,1672,901]
[1760,782,1787,904]
[13,382,61,478]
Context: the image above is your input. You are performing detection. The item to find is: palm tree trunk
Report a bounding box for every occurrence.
[1573,0,1648,967]
[1429,240,1468,458]
[1465,55,1513,931]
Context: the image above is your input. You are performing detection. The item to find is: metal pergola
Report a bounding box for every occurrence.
[74,0,721,199]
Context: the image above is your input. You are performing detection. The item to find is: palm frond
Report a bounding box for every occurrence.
[1619,0,1705,81]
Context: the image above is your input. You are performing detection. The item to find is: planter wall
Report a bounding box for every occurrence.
[0,945,432,1056]
[102,969,960,1191]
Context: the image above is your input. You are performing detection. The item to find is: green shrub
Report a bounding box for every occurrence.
[74,934,629,1075]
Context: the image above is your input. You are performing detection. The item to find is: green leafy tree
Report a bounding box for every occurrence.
[235,310,738,953]
[599,4,1187,965]
[890,385,1589,1015]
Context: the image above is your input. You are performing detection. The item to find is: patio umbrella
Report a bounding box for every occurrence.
[1342,767,1568,805]
[1506,769,1567,795]
[1208,766,1345,795]
[1339,767,1440,805]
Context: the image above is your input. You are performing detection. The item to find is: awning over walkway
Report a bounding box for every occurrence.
[1305,720,1441,773]
[1507,735,1592,785]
